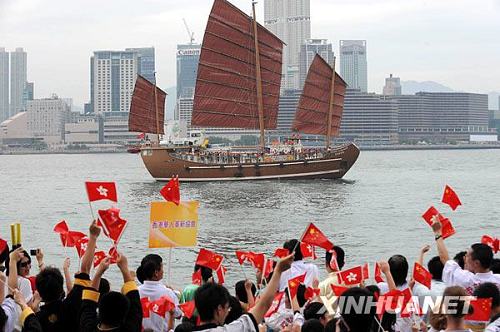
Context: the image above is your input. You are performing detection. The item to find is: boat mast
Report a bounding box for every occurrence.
[325,56,336,150]
[153,72,160,144]
[252,1,266,151]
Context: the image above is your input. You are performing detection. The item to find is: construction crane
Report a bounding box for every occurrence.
[183,18,195,45]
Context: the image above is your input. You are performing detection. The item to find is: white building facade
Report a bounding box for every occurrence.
[339,40,367,93]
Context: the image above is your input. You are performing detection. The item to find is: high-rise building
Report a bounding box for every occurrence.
[125,47,155,83]
[10,48,28,117]
[299,39,334,89]
[265,0,311,91]
[23,82,34,103]
[176,44,201,99]
[27,96,71,144]
[0,48,9,122]
[383,74,401,96]
[91,50,138,115]
[339,40,367,92]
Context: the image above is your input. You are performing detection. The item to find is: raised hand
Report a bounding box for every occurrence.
[275,254,294,274]
[420,245,431,254]
[89,220,101,238]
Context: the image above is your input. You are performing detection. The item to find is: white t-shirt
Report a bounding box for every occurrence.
[138,280,181,332]
[442,260,500,294]
[279,260,319,291]
[485,315,500,332]
[4,276,33,303]
[193,314,258,332]
[1,298,19,332]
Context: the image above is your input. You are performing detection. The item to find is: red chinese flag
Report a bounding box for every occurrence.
[160,177,180,205]
[192,269,202,285]
[53,220,69,234]
[98,207,128,244]
[413,262,432,289]
[85,181,117,202]
[141,297,151,318]
[265,292,284,318]
[273,248,289,259]
[75,237,89,258]
[216,265,227,285]
[374,263,384,283]
[440,218,456,240]
[196,248,223,271]
[235,251,248,265]
[330,284,349,297]
[179,301,196,319]
[108,246,119,264]
[287,273,306,299]
[442,185,462,211]
[150,296,175,317]
[481,235,499,253]
[338,265,363,286]
[400,288,417,318]
[93,251,107,268]
[300,242,317,260]
[362,263,370,280]
[465,298,492,322]
[304,287,321,301]
[377,289,403,313]
[422,206,441,226]
[246,252,265,271]
[61,231,86,247]
[263,259,274,279]
[301,223,333,251]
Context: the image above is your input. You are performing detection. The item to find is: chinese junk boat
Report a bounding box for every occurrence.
[129,0,359,182]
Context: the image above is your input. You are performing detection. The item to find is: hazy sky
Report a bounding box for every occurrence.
[1,0,499,107]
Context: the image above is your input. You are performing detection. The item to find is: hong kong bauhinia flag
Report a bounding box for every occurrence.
[85,182,117,202]
[374,263,384,283]
[75,237,89,258]
[98,207,128,243]
[160,177,180,205]
[338,265,363,285]
[192,269,202,285]
[179,301,196,319]
[150,296,175,317]
[196,248,223,271]
[301,223,333,251]
[442,185,462,211]
[481,235,499,253]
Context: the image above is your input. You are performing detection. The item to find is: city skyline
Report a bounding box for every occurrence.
[1,0,499,108]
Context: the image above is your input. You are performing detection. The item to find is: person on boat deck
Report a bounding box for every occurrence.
[431,217,500,293]
[137,254,181,332]
[319,246,346,299]
[279,239,319,291]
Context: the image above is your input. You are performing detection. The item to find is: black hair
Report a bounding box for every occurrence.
[470,243,494,270]
[365,285,380,298]
[473,282,500,308]
[338,287,377,332]
[428,256,444,280]
[324,318,338,332]
[224,296,243,324]
[491,258,500,274]
[5,249,30,276]
[35,267,64,302]
[304,302,327,321]
[136,254,162,283]
[194,283,230,322]
[98,277,111,296]
[234,280,256,304]
[301,318,325,332]
[99,291,130,327]
[297,284,308,308]
[454,251,466,269]
[325,246,345,270]
[0,306,7,332]
[174,322,194,332]
[388,255,408,286]
[283,239,303,261]
[194,264,213,283]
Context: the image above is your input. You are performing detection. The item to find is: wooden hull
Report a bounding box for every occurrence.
[140,143,360,182]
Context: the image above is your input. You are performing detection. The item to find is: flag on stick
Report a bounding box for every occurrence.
[160,177,180,205]
[85,182,117,202]
[301,223,333,251]
[196,248,223,271]
[442,185,462,210]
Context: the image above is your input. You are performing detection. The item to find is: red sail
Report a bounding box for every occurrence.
[191,0,284,129]
[292,55,347,136]
[129,75,166,134]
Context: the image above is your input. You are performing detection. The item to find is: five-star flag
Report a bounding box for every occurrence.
[263,259,274,279]
[216,265,227,285]
[246,252,265,271]
[413,262,432,289]
[160,176,180,205]
[273,248,289,259]
[85,181,118,202]
[465,298,492,322]
[93,251,107,268]
[192,269,202,285]
[337,265,363,285]
[287,273,306,299]
[196,248,223,271]
[330,284,349,297]
[442,185,462,210]
[98,207,128,244]
[301,223,333,251]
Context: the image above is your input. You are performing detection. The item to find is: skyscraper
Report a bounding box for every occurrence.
[383,74,401,96]
[125,47,155,83]
[339,40,367,92]
[265,0,311,91]
[10,47,27,117]
[0,48,9,122]
[299,39,334,89]
[176,44,201,100]
[91,50,138,114]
